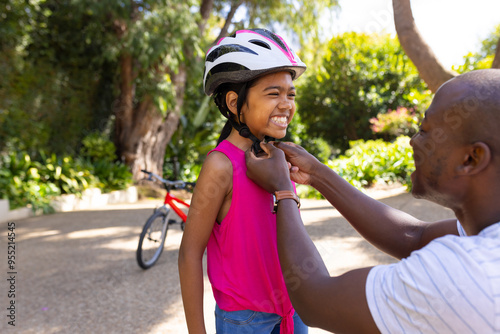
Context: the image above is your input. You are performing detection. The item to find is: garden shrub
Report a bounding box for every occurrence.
[80,132,133,192]
[0,151,61,212]
[0,132,133,212]
[327,136,415,189]
[369,107,420,140]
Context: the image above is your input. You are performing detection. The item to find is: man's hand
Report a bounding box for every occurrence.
[274,142,321,186]
[245,142,294,193]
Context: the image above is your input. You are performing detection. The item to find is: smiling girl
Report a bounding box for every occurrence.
[178,29,307,334]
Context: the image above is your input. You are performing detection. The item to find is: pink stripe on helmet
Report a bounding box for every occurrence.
[206,36,225,54]
[236,30,298,65]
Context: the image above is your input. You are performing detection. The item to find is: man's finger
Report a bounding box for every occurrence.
[275,141,301,158]
[254,141,278,159]
[245,142,274,161]
[260,141,273,156]
[245,145,257,161]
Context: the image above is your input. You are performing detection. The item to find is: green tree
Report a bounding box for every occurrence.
[1,0,339,181]
[296,32,430,152]
[453,24,500,73]
[0,0,115,155]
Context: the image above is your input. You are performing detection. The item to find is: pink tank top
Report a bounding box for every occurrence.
[206,140,295,333]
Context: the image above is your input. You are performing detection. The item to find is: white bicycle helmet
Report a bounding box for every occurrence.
[203,28,307,96]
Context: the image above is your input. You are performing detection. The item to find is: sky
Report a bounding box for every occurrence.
[325,0,500,69]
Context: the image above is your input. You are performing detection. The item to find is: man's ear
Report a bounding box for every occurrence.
[226,91,239,116]
[458,142,491,175]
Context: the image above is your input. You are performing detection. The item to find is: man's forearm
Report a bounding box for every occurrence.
[275,198,378,333]
[276,198,332,324]
[310,163,426,259]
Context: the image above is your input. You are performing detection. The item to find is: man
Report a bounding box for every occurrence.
[245,69,500,333]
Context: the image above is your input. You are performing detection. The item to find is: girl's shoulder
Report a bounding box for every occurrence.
[196,151,233,195]
[201,150,233,176]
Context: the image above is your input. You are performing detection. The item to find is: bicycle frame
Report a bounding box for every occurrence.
[137,169,194,269]
[164,192,190,222]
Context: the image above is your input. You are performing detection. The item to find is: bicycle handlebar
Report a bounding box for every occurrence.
[141,169,196,191]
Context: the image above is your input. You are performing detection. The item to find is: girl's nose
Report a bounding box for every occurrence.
[278,98,293,110]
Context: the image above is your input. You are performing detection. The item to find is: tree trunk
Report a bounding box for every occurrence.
[126,97,181,181]
[199,0,214,34]
[392,0,456,92]
[114,53,135,165]
[128,67,187,181]
[114,62,187,181]
[492,37,500,69]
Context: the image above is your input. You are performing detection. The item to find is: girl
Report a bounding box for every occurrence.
[178,28,307,334]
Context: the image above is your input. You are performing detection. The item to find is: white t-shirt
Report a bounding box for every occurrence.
[366,221,500,333]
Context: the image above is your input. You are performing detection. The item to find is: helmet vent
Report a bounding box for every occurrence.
[249,39,271,50]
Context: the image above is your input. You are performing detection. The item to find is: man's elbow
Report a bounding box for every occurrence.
[288,290,327,328]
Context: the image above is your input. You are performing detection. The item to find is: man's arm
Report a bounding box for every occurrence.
[245,142,459,332]
[275,142,458,259]
[246,143,378,332]
[277,198,379,333]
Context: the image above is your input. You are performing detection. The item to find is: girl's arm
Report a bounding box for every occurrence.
[178,152,232,334]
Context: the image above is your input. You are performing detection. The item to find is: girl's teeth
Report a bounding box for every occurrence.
[272,116,287,125]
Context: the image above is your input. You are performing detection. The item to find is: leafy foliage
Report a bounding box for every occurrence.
[81,133,117,163]
[296,32,431,152]
[80,133,133,192]
[0,150,93,212]
[453,24,500,73]
[327,136,415,189]
[37,152,97,195]
[0,151,60,212]
[370,107,420,140]
[0,132,133,211]
[91,160,133,193]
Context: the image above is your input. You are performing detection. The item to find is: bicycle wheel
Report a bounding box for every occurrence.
[136,209,170,269]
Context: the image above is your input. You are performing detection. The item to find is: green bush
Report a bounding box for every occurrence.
[296,32,430,152]
[80,132,133,192]
[370,107,420,140]
[37,152,97,195]
[0,133,133,212]
[80,133,117,162]
[327,136,415,189]
[92,159,133,193]
[0,151,61,212]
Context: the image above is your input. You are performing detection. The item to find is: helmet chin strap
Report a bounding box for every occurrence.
[229,118,274,155]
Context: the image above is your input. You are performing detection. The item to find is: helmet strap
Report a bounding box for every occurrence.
[237,123,275,155]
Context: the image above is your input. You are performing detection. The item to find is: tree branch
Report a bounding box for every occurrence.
[392,0,456,92]
[198,0,215,35]
[212,0,243,45]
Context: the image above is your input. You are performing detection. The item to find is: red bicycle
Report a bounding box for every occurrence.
[136,170,195,269]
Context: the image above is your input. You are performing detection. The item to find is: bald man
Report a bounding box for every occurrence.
[246,69,500,333]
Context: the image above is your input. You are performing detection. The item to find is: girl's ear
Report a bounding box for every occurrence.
[226,91,239,116]
[457,142,491,175]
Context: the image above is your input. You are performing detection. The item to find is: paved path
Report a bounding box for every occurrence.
[0,189,454,333]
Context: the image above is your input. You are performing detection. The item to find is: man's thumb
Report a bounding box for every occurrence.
[260,141,275,155]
